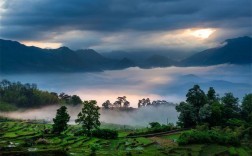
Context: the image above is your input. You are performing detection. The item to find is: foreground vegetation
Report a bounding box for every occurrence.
[0,80,251,155]
[0,120,251,156]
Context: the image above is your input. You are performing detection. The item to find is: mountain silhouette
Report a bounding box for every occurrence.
[180,36,252,66]
[0,36,251,73]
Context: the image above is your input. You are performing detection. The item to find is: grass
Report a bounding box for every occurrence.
[0,121,251,156]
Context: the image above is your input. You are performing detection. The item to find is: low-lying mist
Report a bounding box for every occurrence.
[0,105,178,126]
[0,64,251,107]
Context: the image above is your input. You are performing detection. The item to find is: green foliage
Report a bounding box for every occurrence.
[226,118,246,128]
[176,101,197,128]
[221,92,240,121]
[209,101,222,126]
[177,129,240,146]
[0,79,59,108]
[241,94,252,123]
[52,106,70,134]
[177,85,208,128]
[70,95,82,105]
[186,85,207,113]
[199,104,212,123]
[90,143,100,154]
[177,85,252,128]
[127,123,176,136]
[0,101,17,112]
[75,100,101,135]
[149,122,161,128]
[207,87,219,104]
[92,129,118,139]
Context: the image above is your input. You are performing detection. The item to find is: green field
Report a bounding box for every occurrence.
[0,121,251,156]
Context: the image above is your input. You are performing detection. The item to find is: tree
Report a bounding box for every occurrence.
[138,98,151,108]
[52,106,70,134]
[186,85,207,111]
[221,92,240,121]
[149,122,161,128]
[186,85,207,123]
[113,96,130,108]
[70,95,82,105]
[209,101,222,126]
[207,87,218,104]
[241,94,252,123]
[176,102,197,128]
[59,92,71,103]
[102,100,112,109]
[199,104,212,123]
[75,100,100,135]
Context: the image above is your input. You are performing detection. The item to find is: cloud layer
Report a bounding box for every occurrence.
[0,0,251,51]
[1,64,251,107]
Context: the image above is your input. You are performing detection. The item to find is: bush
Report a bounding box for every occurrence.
[177,129,240,146]
[128,124,177,137]
[92,129,118,139]
[73,129,89,136]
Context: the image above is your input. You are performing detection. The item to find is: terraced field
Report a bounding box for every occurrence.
[0,121,251,156]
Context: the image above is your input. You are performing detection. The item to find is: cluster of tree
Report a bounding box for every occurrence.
[138,98,175,108]
[0,79,59,108]
[176,85,252,128]
[0,80,82,109]
[101,96,175,110]
[58,92,82,105]
[102,96,131,109]
[53,100,109,138]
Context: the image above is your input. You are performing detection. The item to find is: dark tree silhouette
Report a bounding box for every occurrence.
[52,106,70,134]
[70,95,82,105]
[102,100,112,109]
[113,96,130,108]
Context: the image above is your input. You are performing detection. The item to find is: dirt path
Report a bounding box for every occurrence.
[149,136,176,147]
[126,128,190,138]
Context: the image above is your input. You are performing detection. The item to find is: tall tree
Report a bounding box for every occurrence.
[52,106,70,134]
[176,102,197,128]
[221,92,240,121]
[241,94,252,123]
[209,101,222,126]
[186,85,207,123]
[207,87,218,104]
[75,100,100,135]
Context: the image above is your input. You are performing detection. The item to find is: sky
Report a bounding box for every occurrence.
[0,0,251,52]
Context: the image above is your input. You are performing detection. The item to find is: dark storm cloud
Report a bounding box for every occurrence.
[0,0,251,40]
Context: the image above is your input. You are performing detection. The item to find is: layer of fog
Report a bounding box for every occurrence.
[1,64,251,108]
[0,105,178,126]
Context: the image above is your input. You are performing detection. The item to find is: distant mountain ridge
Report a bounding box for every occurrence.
[0,36,251,73]
[180,36,252,66]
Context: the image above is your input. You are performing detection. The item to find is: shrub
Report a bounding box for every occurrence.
[177,129,240,146]
[149,122,161,128]
[92,129,118,139]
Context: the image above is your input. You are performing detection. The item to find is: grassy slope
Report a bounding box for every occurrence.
[0,121,251,156]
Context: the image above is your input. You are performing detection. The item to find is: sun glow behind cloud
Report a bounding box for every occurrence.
[189,28,216,39]
[21,41,62,49]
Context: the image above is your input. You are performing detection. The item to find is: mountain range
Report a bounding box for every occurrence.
[0,36,251,73]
